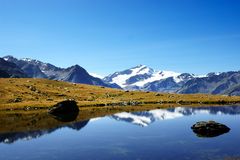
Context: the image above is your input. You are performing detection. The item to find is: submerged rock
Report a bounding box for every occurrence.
[48,100,79,122]
[191,121,230,138]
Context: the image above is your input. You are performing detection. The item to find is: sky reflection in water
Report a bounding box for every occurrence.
[0,106,240,160]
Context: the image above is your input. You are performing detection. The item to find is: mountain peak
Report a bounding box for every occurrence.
[135,64,146,68]
[3,55,17,61]
[68,64,85,71]
[72,64,81,68]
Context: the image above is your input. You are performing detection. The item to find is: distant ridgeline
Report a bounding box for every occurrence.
[1,55,240,96]
[0,56,120,89]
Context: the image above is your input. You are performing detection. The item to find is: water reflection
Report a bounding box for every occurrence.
[0,105,239,144]
[0,111,89,144]
[0,120,89,144]
[111,106,240,127]
[49,111,79,122]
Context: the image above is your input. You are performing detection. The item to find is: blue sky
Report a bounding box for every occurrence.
[0,0,240,76]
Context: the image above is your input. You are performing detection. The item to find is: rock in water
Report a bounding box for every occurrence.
[191,121,230,138]
[48,100,79,122]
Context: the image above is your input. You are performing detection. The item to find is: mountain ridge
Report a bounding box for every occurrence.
[104,65,200,92]
[1,55,240,95]
[103,65,240,95]
[2,56,121,89]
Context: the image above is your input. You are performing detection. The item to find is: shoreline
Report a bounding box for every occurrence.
[1,78,240,111]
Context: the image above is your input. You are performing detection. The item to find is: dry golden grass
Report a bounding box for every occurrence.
[0,78,240,110]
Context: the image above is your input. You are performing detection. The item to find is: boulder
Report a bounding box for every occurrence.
[49,100,79,114]
[48,100,79,122]
[191,121,230,138]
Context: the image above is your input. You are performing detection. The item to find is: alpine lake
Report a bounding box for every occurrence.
[1,105,240,160]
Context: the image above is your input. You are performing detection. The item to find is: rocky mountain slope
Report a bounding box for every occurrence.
[177,71,240,95]
[0,58,27,78]
[2,56,120,89]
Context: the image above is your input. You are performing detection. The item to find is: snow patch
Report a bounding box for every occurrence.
[111,65,151,87]
[133,70,181,87]
[3,57,9,61]
[22,58,32,62]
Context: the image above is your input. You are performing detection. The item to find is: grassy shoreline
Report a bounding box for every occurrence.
[1,78,240,111]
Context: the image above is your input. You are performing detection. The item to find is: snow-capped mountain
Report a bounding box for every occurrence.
[111,106,240,127]
[104,65,197,92]
[104,65,240,95]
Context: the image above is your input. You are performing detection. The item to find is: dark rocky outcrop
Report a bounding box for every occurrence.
[60,65,121,89]
[143,77,180,92]
[0,58,27,78]
[49,100,79,114]
[191,121,230,138]
[0,70,10,78]
[48,100,79,122]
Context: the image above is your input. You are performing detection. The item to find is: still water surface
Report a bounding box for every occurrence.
[0,106,240,160]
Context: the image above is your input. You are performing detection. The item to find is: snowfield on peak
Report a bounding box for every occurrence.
[104,65,187,88]
[110,65,153,88]
[133,70,182,87]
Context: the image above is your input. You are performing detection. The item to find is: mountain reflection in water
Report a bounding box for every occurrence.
[0,105,239,144]
[111,106,240,127]
[0,120,89,144]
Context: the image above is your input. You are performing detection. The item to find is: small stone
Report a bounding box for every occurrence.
[14,97,22,103]
[29,86,36,92]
